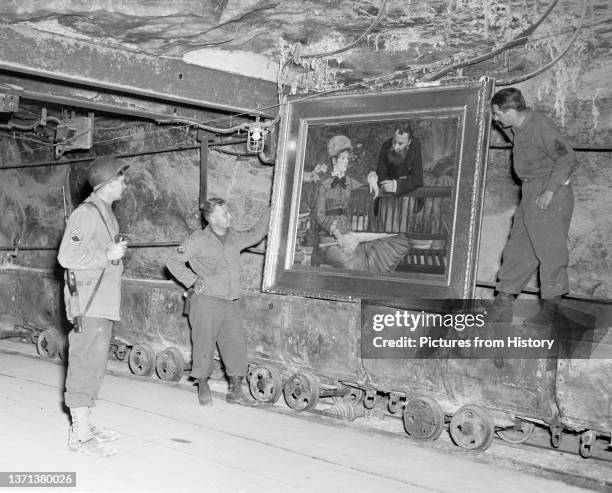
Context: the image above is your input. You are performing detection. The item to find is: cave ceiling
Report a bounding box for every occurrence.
[1,0,609,94]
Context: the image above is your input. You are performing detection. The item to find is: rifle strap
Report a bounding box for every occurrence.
[68,200,114,319]
[78,202,115,243]
[81,267,106,318]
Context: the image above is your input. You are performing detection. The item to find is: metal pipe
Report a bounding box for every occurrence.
[0,139,248,170]
[1,156,93,170]
[0,243,265,253]
[490,144,612,152]
[198,131,209,210]
[2,143,611,171]
[0,256,607,305]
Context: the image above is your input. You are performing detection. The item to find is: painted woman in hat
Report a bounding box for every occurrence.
[314,135,412,271]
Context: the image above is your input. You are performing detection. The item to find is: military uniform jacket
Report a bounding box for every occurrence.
[510,110,577,191]
[166,209,270,300]
[58,193,123,321]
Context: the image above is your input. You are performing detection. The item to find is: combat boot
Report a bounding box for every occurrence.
[226,376,259,407]
[524,296,561,329]
[197,378,213,406]
[68,407,116,457]
[88,408,120,442]
[485,292,515,323]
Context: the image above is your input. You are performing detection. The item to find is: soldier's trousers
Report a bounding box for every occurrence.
[65,317,113,409]
[188,295,247,380]
[496,180,573,299]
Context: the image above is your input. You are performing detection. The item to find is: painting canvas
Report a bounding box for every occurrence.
[263,79,495,304]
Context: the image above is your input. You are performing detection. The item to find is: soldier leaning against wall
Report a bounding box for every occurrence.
[486,87,578,327]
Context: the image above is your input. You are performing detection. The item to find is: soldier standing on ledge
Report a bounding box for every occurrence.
[58,156,129,457]
[487,88,578,327]
[166,198,270,407]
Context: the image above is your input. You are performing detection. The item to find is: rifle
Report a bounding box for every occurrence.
[62,170,82,333]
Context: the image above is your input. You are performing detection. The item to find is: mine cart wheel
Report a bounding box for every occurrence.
[363,389,377,409]
[579,430,597,458]
[496,419,535,444]
[155,347,185,382]
[403,396,445,441]
[36,328,59,359]
[343,387,365,406]
[550,425,563,448]
[128,343,156,377]
[388,392,405,414]
[449,405,495,451]
[283,371,321,411]
[249,365,283,403]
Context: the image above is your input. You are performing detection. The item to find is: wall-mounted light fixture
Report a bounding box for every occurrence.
[247,117,268,153]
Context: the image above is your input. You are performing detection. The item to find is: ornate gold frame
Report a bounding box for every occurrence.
[263,78,495,304]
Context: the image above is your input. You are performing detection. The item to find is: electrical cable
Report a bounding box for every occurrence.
[10,126,94,156]
[93,123,147,131]
[213,147,258,157]
[423,0,560,82]
[0,114,62,131]
[11,4,608,139]
[276,0,387,99]
[155,16,612,127]
[154,118,248,134]
[497,0,588,86]
[0,131,52,144]
[302,13,605,94]
[10,124,193,156]
[296,0,388,60]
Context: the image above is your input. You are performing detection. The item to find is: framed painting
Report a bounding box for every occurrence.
[263,78,495,305]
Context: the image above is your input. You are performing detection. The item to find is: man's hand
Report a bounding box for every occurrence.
[535,190,554,210]
[105,239,128,261]
[336,232,360,254]
[367,171,380,198]
[380,179,397,193]
[193,277,207,295]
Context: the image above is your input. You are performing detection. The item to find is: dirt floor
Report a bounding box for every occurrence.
[0,339,610,493]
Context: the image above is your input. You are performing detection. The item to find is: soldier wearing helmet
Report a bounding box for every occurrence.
[57,155,129,457]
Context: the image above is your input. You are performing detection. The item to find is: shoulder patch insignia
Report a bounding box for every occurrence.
[554,139,568,157]
[70,228,83,246]
[177,243,185,254]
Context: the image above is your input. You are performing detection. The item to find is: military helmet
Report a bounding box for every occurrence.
[87,156,130,191]
[327,135,352,158]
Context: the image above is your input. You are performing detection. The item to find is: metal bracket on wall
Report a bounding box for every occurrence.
[55,112,94,158]
[198,130,212,209]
